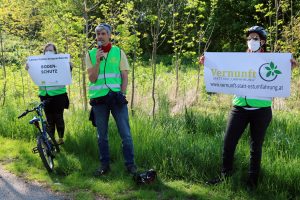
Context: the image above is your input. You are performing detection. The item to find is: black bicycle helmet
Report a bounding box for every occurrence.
[246,26,267,40]
[133,169,157,184]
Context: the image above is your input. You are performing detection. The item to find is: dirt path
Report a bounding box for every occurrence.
[0,166,68,200]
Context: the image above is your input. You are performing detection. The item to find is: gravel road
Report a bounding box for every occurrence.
[0,166,68,200]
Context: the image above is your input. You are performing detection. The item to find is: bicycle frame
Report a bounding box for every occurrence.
[18,101,60,172]
[18,102,53,154]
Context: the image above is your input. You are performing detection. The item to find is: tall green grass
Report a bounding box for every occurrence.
[0,96,299,199]
[1,64,300,199]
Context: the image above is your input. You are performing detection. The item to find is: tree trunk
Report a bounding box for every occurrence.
[65,38,72,107]
[172,0,179,99]
[131,35,136,116]
[0,24,6,106]
[82,0,89,111]
[20,69,25,104]
[196,30,202,102]
[26,73,32,102]
[151,37,157,118]
[78,54,82,109]
[291,0,293,43]
[196,64,201,101]
[268,0,273,52]
[275,0,279,51]
[175,55,179,98]
[151,0,165,118]
[81,50,88,111]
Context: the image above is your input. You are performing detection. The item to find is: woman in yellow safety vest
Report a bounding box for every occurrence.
[26,43,70,144]
[200,26,298,189]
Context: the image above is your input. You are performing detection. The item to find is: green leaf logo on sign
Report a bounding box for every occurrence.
[259,62,282,82]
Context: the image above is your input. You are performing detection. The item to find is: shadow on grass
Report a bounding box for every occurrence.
[49,142,224,199]
[53,161,228,200]
[1,136,297,200]
[4,111,299,200]
[49,124,227,199]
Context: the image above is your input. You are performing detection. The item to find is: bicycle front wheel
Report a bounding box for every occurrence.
[37,136,54,172]
[47,132,60,153]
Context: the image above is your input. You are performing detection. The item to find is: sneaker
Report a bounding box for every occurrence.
[127,165,137,175]
[58,138,64,145]
[94,166,110,177]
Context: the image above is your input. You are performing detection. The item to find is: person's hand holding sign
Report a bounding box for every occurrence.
[25,62,29,71]
[199,55,205,65]
[291,58,298,69]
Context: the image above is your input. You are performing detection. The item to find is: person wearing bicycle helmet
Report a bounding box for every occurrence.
[200,26,298,189]
[26,43,71,145]
[86,23,137,176]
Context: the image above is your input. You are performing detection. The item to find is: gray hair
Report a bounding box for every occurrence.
[95,23,112,35]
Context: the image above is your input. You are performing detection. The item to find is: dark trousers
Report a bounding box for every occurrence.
[45,111,65,139]
[40,93,69,139]
[222,106,272,179]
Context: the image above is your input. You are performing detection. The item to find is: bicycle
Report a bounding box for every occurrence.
[18,101,60,172]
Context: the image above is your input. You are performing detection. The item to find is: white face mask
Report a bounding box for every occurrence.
[247,39,261,52]
[44,51,55,55]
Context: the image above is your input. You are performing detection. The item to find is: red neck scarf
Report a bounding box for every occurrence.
[102,42,112,53]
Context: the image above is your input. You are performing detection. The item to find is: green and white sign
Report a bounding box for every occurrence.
[204,52,292,97]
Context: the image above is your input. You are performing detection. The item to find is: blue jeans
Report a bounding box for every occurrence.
[92,103,135,168]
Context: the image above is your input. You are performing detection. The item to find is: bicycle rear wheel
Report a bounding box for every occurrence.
[37,136,54,172]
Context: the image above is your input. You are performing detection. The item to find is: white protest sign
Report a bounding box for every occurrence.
[204,52,292,97]
[27,54,72,86]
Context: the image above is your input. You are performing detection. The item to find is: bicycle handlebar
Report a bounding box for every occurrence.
[18,110,29,119]
[17,101,47,119]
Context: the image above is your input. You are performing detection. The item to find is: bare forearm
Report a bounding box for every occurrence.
[121,71,128,94]
[291,58,298,69]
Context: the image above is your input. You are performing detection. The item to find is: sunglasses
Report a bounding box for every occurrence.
[247,37,260,41]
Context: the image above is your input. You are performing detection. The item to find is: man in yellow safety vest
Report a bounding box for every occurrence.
[86,23,137,176]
